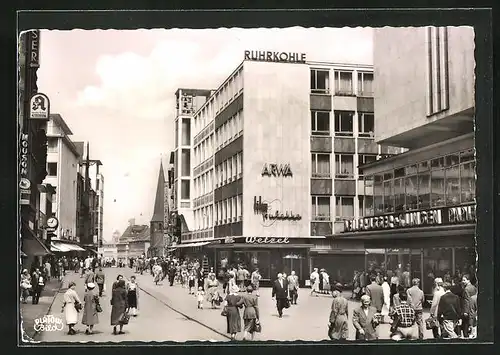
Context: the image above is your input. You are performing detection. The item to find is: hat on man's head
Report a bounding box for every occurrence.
[87,282,96,289]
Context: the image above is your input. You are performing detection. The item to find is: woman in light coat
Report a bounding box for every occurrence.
[61,281,81,335]
[381,276,391,315]
[20,269,32,304]
[206,274,221,308]
[241,285,260,341]
[82,282,100,334]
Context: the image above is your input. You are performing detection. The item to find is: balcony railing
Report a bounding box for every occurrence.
[335,173,355,179]
[358,89,374,97]
[334,89,354,96]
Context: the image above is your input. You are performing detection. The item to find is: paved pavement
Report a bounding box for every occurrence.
[37,268,226,342]
[122,268,435,341]
[20,276,64,341]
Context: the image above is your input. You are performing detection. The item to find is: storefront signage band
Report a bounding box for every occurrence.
[211,236,295,245]
[261,163,293,177]
[343,204,476,233]
[244,50,306,64]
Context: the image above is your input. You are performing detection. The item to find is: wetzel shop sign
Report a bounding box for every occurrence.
[343,204,476,233]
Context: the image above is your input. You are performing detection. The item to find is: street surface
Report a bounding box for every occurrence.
[35,267,434,342]
[37,268,226,342]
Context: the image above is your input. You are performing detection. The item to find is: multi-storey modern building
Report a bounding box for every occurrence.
[172,51,401,285]
[44,113,81,241]
[340,26,476,296]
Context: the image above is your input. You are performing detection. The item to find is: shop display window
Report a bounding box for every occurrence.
[423,247,452,293]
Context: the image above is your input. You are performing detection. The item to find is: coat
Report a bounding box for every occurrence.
[63,288,81,325]
[82,289,100,326]
[241,293,259,319]
[225,294,243,334]
[329,295,349,340]
[365,282,384,312]
[110,287,128,325]
[272,279,289,299]
[352,306,378,340]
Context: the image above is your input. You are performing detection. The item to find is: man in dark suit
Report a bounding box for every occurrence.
[365,274,384,313]
[438,282,462,339]
[272,273,289,318]
[461,274,477,338]
[352,295,379,340]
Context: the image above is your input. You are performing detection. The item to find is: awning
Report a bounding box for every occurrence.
[22,234,53,257]
[51,241,86,252]
[175,241,211,248]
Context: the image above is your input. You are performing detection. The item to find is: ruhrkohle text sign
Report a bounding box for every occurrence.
[244,50,306,63]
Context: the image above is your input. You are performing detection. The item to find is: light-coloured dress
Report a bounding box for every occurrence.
[63,288,81,325]
[310,271,320,292]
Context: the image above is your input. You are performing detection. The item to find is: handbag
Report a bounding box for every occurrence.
[221,306,228,317]
[74,301,83,312]
[96,303,103,313]
[284,298,291,309]
[254,320,261,333]
[425,316,439,330]
[120,312,130,325]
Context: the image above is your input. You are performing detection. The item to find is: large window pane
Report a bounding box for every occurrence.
[445,165,461,205]
[364,176,374,216]
[460,161,476,203]
[181,149,190,176]
[383,179,394,213]
[431,169,445,207]
[394,178,405,212]
[418,172,431,209]
[181,118,191,145]
[374,175,384,214]
[312,154,330,177]
[335,154,354,177]
[454,247,477,284]
[423,247,453,294]
[405,175,418,211]
[335,197,354,217]
[181,180,190,200]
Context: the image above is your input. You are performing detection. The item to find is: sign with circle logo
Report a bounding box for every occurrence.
[29,93,50,120]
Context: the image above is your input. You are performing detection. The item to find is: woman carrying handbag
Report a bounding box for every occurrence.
[82,283,101,335]
[61,281,82,335]
[224,284,243,340]
[241,285,260,341]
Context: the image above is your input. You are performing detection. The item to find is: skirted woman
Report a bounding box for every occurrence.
[241,285,260,341]
[152,263,162,286]
[127,276,139,317]
[225,284,243,340]
[20,269,32,304]
[61,281,81,335]
[110,279,129,335]
[206,274,221,308]
[82,282,100,335]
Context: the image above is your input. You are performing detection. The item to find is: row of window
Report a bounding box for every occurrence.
[215,110,243,152]
[215,152,243,188]
[193,68,243,136]
[312,111,375,137]
[193,205,214,231]
[311,153,378,179]
[312,195,357,220]
[363,149,476,216]
[193,169,213,199]
[310,69,374,96]
[214,195,243,226]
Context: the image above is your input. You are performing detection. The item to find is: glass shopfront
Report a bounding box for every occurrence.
[364,149,475,216]
[361,246,476,296]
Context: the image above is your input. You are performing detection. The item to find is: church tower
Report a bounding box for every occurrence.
[150,159,166,257]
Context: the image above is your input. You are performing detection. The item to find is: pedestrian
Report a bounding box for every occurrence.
[469,293,477,339]
[95,267,105,297]
[237,265,246,291]
[84,268,96,290]
[196,286,205,309]
[437,282,462,339]
[188,270,196,294]
[82,282,101,335]
[251,268,262,297]
[31,268,44,305]
[61,281,82,335]
[461,274,477,338]
[224,284,243,340]
[390,292,417,341]
[365,274,384,313]
[127,276,139,317]
[393,285,405,307]
[113,274,124,290]
[44,259,52,279]
[428,277,445,339]
[310,268,320,297]
[271,273,289,318]
[287,271,299,305]
[321,269,330,294]
[407,278,425,340]
[20,269,32,304]
[111,279,129,335]
[352,295,379,340]
[328,284,349,340]
[390,270,400,306]
[241,285,260,341]
[381,276,391,316]
[152,263,162,285]
[206,274,221,308]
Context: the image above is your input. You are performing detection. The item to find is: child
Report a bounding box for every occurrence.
[196,287,205,309]
[188,271,196,294]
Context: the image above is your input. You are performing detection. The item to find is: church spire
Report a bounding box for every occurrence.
[150,159,165,223]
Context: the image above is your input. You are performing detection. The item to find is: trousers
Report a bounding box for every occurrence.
[276,298,287,317]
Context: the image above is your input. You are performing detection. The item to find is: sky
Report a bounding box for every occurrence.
[37,27,373,242]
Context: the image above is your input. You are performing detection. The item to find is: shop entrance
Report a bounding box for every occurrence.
[282,254,304,279]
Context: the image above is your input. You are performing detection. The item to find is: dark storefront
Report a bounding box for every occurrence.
[341,203,476,297]
[205,237,312,287]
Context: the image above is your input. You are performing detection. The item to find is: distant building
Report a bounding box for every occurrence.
[43,113,80,241]
[117,222,150,260]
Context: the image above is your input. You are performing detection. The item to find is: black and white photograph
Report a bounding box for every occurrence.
[18,13,482,344]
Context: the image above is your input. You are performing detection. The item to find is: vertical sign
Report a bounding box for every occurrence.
[28,30,40,68]
[19,133,31,205]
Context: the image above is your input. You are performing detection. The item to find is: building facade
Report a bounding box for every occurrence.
[149,160,166,256]
[44,114,80,241]
[173,52,401,285]
[339,26,476,296]
[117,222,150,261]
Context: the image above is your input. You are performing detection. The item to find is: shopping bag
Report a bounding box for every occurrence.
[254,320,261,333]
[284,298,291,309]
[120,313,130,325]
[221,306,228,317]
